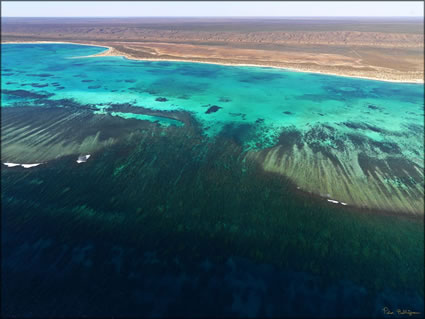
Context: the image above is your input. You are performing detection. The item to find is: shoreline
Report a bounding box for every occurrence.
[3,40,423,84]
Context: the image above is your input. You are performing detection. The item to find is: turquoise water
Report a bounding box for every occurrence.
[1,43,424,317]
[2,43,424,213]
[2,43,423,147]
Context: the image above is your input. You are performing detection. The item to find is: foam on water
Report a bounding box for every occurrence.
[21,163,43,168]
[3,162,21,167]
[76,154,91,163]
[327,199,339,204]
[3,162,43,168]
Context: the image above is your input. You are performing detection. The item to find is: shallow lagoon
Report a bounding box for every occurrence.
[2,43,424,213]
[2,43,423,142]
[1,43,424,317]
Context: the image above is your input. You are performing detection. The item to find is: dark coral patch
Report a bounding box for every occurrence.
[346,133,368,148]
[155,97,168,102]
[370,140,401,154]
[239,73,286,83]
[205,105,222,114]
[82,79,94,83]
[403,123,423,135]
[31,83,49,88]
[2,89,54,99]
[157,62,172,67]
[27,73,54,77]
[218,123,255,146]
[367,104,382,111]
[276,127,304,154]
[283,111,293,115]
[125,79,136,83]
[88,85,101,89]
[357,153,422,189]
[304,125,342,150]
[342,121,384,133]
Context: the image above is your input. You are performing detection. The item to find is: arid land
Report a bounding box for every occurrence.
[2,17,424,82]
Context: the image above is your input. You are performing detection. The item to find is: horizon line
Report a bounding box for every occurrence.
[2,15,424,18]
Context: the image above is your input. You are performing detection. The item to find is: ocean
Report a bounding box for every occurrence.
[1,43,424,317]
